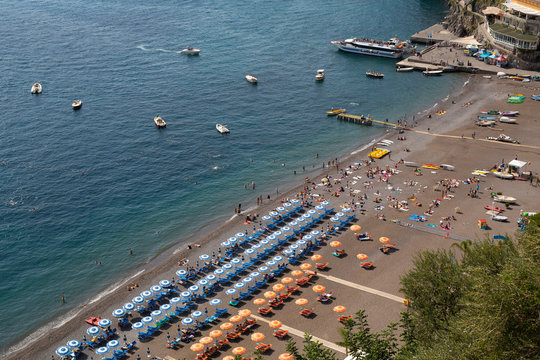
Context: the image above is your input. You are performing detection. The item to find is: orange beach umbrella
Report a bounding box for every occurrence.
[238,309,251,317]
[281,277,294,284]
[357,253,368,261]
[295,298,308,306]
[330,241,342,248]
[220,322,234,330]
[253,298,266,305]
[300,263,312,270]
[190,343,204,352]
[333,305,347,313]
[200,336,213,345]
[251,332,265,342]
[269,320,282,329]
[232,347,246,355]
[209,330,222,338]
[311,254,322,262]
[379,237,390,244]
[264,291,277,299]
[350,225,361,232]
[313,285,326,293]
[273,284,285,292]
[279,354,293,360]
[291,270,303,277]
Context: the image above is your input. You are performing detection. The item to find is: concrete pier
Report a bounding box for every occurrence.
[410,23,458,44]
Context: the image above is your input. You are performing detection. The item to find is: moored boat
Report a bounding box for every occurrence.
[423,69,443,76]
[154,116,166,128]
[331,37,415,59]
[72,100,82,110]
[492,195,517,203]
[315,69,325,81]
[245,75,258,84]
[499,117,517,124]
[396,67,414,72]
[326,108,346,116]
[31,82,42,94]
[500,110,519,116]
[216,124,230,134]
[493,171,514,179]
[180,47,200,55]
[366,71,384,78]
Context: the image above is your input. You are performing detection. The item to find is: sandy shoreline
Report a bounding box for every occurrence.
[5,74,540,360]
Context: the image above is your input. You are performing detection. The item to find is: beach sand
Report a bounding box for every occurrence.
[5,75,540,360]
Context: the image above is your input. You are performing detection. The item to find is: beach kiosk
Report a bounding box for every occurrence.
[477,219,488,230]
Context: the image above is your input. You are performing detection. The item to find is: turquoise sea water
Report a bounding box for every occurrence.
[0,0,464,353]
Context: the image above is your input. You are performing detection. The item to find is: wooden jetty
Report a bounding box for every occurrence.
[336,113,402,128]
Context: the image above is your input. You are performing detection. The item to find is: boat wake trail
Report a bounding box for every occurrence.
[136,45,176,53]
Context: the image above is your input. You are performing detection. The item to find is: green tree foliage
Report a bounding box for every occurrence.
[338,310,398,360]
[397,215,540,359]
[286,333,338,360]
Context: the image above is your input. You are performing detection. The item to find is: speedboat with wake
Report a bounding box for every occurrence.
[216,124,230,134]
[31,82,42,94]
[180,47,200,55]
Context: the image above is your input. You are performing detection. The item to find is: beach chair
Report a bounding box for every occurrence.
[296,277,308,286]
[287,285,299,294]
[278,292,290,301]
[217,339,229,349]
[269,298,283,308]
[239,291,250,300]
[258,307,272,315]
[300,308,314,317]
[215,307,229,317]
[338,315,353,323]
[255,343,272,353]
[273,329,288,339]
[360,261,374,269]
[226,331,240,340]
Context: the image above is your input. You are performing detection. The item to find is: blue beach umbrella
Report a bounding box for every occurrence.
[273,230,283,237]
[112,309,126,318]
[67,340,81,349]
[310,230,320,237]
[180,291,192,299]
[198,279,209,287]
[235,232,246,238]
[342,207,352,213]
[231,258,241,265]
[289,221,298,228]
[189,285,199,293]
[141,316,153,324]
[170,297,181,304]
[303,235,314,241]
[234,282,245,289]
[321,201,329,206]
[160,304,172,312]
[141,290,153,299]
[252,244,261,250]
[132,296,144,304]
[245,249,255,255]
[228,237,238,243]
[269,211,279,217]
[221,241,231,247]
[181,317,194,325]
[87,326,100,336]
[151,310,163,318]
[290,199,300,204]
[250,272,261,278]
[265,261,277,267]
[308,209,318,215]
[209,298,222,306]
[276,206,286,213]
[302,213,311,219]
[296,240,307,246]
[281,226,292,233]
[315,205,324,211]
[262,215,271,223]
[266,235,276,241]
[98,319,111,328]
[273,256,284,262]
[225,288,237,296]
[176,269,187,277]
[330,217,340,223]
[159,279,171,288]
[206,274,217,282]
[56,346,70,357]
[107,340,120,349]
[336,212,345,218]
[258,266,269,273]
[214,268,225,276]
[123,302,135,311]
[151,285,162,293]
[199,254,210,261]
[242,277,253,283]
[132,322,144,330]
[297,217,306,224]
[222,264,233,271]
[283,202,293,208]
[96,347,109,355]
[191,311,204,318]
[283,249,294,255]
[260,240,269,246]
[290,244,299,250]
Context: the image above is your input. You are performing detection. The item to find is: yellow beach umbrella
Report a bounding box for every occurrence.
[220,322,234,330]
[238,309,251,317]
[300,263,312,270]
[311,254,322,262]
[200,336,213,345]
[269,320,282,329]
[333,305,347,313]
[357,253,368,261]
[209,330,223,338]
[229,315,243,323]
[281,277,294,284]
[223,356,235,360]
[295,298,308,306]
[232,347,246,355]
[312,284,326,293]
[291,270,303,277]
[330,241,342,248]
[253,298,266,305]
[273,284,285,292]
[279,354,293,360]
[350,225,361,232]
[251,332,265,342]
[264,291,277,299]
[379,237,390,244]
[190,343,204,352]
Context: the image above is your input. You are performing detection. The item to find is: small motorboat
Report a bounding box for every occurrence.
[366,71,384,78]
[326,108,346,116]
[403,161,419,167]
[480,110,500,115]
[492,215,508,222]
[484,205,504,212]
[492,195,517,204]
[478,116,496,120]
[245,75,258,84]
[493,171,513,179]
[154,115,167,128]
[396,67,414,72]
[440,164,455,171]
[85,317,101,326]
[380,139,393,144]
[180,47,200,55]
[476,120,495,127]
[72,100,82,110]
[315,69,325,81]
[500,111,519,116]
[216,123,230,134]
[499,117,517,124]
[31,82,42,94]
[423,69,443,76]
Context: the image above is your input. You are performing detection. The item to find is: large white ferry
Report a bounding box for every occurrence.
[331,37,414,59]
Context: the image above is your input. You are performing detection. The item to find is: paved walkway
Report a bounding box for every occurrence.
[316,274,405,303]
[250,314,347,354]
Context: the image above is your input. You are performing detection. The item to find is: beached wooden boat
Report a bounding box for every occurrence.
[366,71,384,78]
[499,117,517,124]
[326,108,346,116]
[476,120,495,127]
[491,215,508,222]
[493,171,513,179]
[72,100,82,110]
[440,164,455,171]
[404,161,419,167]
[493,195,517,203]
[245,75,258,84]
[154,116,166,128]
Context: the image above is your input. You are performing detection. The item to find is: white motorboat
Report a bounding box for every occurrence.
[154,116,166,128]
[216,124,230,134]
[423,69,443,76]
[396,67,414,72]
[476,120,496,127]
[31,82,42,94]
[180,47,200,55]
[493,171,513,179]
[315,69,325,81]
[499,117,517,124]
[72,100,82,110]
[403,161,419,167]
[493,195,517,204]
[331,37,415,59]
[245,75,258,84]
[491,215,508,222]
[440,164,455,171]
[380,139,393,144]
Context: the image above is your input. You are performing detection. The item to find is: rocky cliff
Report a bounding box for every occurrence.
[443,0,499,36]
